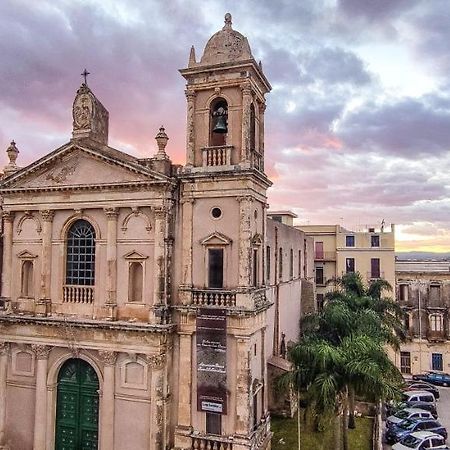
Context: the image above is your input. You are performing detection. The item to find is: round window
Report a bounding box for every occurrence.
[211,207,222,219]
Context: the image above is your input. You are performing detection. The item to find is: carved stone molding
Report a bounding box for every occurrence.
[184,89,196,101]
[237,195,254,204]
[2,211,14,223]
[154,206,169,220]
[121,207,152,232]
[31,344,52,360]
[0,342,10,355]
[17,211,42,235]
[146,353,166,369]
[241,82,252,96]
[98,350,117,366]
[104,207,119,219]
[40,209,55,223]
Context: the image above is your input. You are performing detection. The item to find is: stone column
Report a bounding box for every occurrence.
[235,337,251,435]
[180,199,194,297]
[99,350,117,450]
[177,332,192,427]
[148,354,166,450]
[104,208,119,320]
[153,207,166,307]
[237,196,253,288]
[185,89,196,167]
[39,210,54,315]
[241,82,252,163]
[31,344,52,450]
[1,212,14,300]
[0,342,9,447]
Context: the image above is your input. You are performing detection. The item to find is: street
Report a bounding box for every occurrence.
[383,387,450,449]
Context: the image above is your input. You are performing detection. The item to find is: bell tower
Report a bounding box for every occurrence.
[180,12,271,172]
[175,14,273,450]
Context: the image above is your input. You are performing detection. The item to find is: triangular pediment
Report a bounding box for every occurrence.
[17,250,38,259]
[123,250,148,260]
[200,231,232,246]
[0,141,170,191]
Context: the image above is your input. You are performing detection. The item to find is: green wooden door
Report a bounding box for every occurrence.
[55,359,99,450]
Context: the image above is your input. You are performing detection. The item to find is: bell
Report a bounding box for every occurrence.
[213,115,227,133]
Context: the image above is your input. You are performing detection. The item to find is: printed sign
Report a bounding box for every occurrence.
[196,308,227,414]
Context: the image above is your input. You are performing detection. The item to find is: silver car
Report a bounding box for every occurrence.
[387,408,434,428]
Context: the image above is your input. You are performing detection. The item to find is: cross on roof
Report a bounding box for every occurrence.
[81,68,90,85]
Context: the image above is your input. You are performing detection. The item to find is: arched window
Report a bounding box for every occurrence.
[128,262,143,302]
[21,260,34,297]
[430,314,443,332]
[210,98,228,146]
[66,220,96,286]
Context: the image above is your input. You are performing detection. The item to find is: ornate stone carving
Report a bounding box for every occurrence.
[237,195,254,204]
[104,207,119,219]
[98,350,117,366]
[31,344,52,360]
[2,211,14,223]
[146,353,166,369]
[0,342,10,355]
[73,88,94,130]
[40,209,55,222]
[17,211,42,235]
[45,162,77,184]
[121,207,151,232]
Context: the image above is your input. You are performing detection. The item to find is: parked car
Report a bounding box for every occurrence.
[387,408,435,428]
[402,390,436,404]
[413,372,450,387]
[386,400,438,418]
[385,418,447,445]
[392,431,447,450]
[403,382,440,399]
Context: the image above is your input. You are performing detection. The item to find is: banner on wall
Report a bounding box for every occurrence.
[196,308,227,414]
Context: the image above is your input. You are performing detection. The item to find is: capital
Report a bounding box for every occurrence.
[241,82,252,96]
[31,344,52,360]
[0,342,10,355]
[2,211,14,222]
[98,350,117,366]
[104,207,119,219]
[237,195,254,204]
[40,209,55,222]
[154,206,169,219]
[146,353,166,369]
[184,89,196,101]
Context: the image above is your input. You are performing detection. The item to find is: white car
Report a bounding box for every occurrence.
[387,408,434,428]
[392,431,447,449]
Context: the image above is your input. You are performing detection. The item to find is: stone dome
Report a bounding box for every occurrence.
[200,13,253,65]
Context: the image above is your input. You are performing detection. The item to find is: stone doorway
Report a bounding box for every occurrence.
[55,358,100,449]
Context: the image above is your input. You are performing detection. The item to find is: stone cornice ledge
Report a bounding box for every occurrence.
[0,315,176,333]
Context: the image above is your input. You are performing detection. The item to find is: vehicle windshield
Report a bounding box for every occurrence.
[399,435,420,448]
[395,410,410,419]
[398,419,416,430]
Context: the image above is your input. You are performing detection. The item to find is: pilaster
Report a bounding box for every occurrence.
[237,196,253,288]
[153,207,167,309]
[99,350,117,450]
[259,102,266,171]
[38,210,54,316]
[31,344,52,450]
[241,82,252,163]
[0,343,9,448]
[148,353,167,450]
[104,207,119,320]
[235,337,251,436]
[180,199,195,300]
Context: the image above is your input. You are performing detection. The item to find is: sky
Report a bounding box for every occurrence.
[0,0,449,252]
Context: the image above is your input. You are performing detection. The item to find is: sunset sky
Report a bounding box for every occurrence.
[1,0,449,252]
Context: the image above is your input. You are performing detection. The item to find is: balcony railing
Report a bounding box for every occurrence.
[63,285,94,304]
[202,145,233,167]
[191,289,236,307]
[314,251,336,261]
[252,287,267,309]
[251,150,263,171]
[192,436,232,450]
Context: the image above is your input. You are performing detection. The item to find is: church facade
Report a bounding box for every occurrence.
[0,14,313,450]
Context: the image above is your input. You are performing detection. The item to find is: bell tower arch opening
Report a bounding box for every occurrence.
[210,97,228,146]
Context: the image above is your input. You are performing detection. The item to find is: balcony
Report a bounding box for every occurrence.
[314,251,336,261]
[63,285,94,304]
[191,289,236,307]
[192,436,232,450]
[202,145,233,167]
[427,330,447,342]
[251,149,263,171]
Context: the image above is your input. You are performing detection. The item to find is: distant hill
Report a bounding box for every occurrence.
[396,251,450,261]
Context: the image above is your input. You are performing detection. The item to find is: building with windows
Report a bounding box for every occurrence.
[394,260,450,376]
[297,224,396,309]
[0,14,313,450]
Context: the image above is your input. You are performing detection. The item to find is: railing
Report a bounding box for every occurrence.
[252,288,267,309]
[191,289,236,307]
[63,285,94,304]
[251,150,263,171]
[427,330,447,342]
[202,146,233,167]
[192,437,233,450]
[314,251,336,261]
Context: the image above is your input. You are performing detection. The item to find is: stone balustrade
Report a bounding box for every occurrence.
[191,289,236,307]
[202,146,233,167]
[192,436,233,450]
[63,285,94,304]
